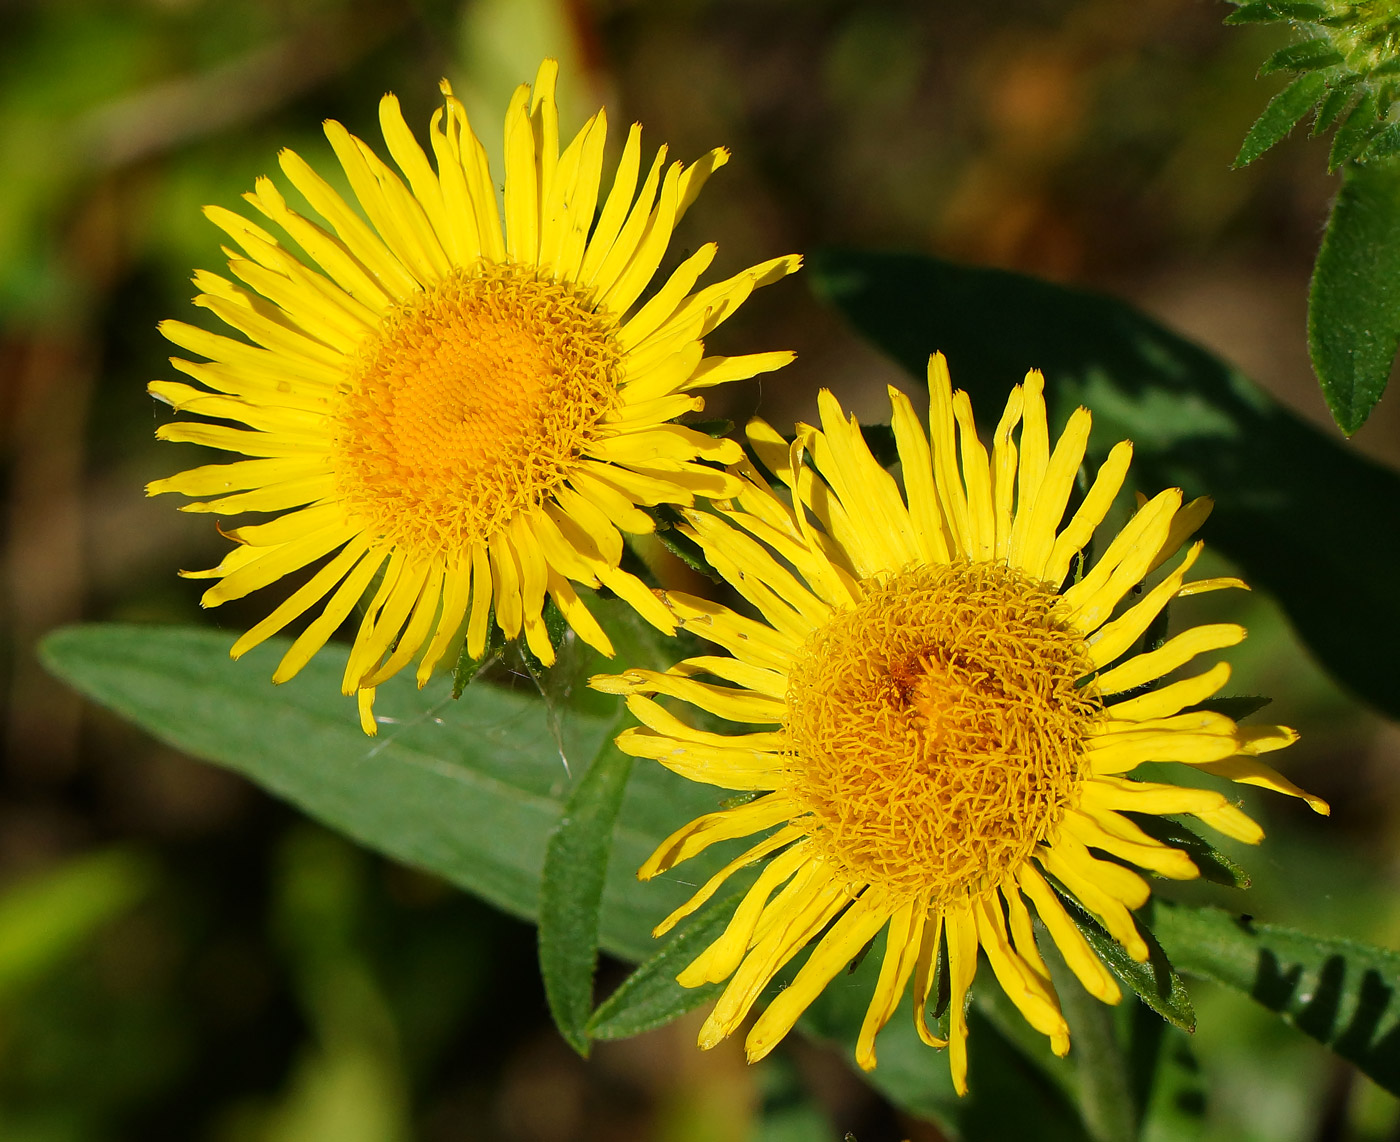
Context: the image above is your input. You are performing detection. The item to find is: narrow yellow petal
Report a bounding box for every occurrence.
[1007,369,1049,558]
[1105,661,1232,722]
[274,546,387,683]
[889,386,952,564]
[926,353,971,557]
[545,566,611,657]
[1094,623,1246,694]
[855,900,926,1071]
[974,894,1069,1048]
[578,123,642,283]
[952,391,995,560]
[990,386,1024,560]
[502,82,539,263]
[465,543,493,661]
[944,903,979,1096]
[1014,407,1091,580]
[1018,863,1121,1003]
[1086,542,1204,669]
[746,890,893,1062]
[417,563,472,684]
[1195,755,1329,814]
[678,843,813,985]
[230,534,372,659]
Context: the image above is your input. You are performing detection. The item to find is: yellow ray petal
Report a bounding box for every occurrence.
[856,899,927,1070]
[1094,623,1246,694]
[944,902,980,1096]
[1017,863,1121,1003]
[746,889,894,1062]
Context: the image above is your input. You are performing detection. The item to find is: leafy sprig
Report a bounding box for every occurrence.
[1231,0,1400,169]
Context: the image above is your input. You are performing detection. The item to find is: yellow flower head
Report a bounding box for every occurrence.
[592,355,1328,1094]
[148,60,800,733]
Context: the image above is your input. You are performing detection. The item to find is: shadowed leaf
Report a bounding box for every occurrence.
[1154,901,1400,1096]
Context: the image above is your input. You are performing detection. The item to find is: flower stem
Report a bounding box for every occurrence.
[1045,938,1139,1142]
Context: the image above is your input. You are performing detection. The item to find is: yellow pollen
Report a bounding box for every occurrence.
[334,264,622,560]
[784,562,1100,902]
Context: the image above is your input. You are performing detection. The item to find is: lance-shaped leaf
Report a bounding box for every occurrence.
[586,892,742,1041]
[1154,901,1400,1096]
[538,738,634,1056]
[1234,71,1328,166]
[1258,38,1343,76]
[1309,153,1400,433]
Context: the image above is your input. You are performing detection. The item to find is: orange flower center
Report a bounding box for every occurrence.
[334,264,621,560]
[784,562,1100,902]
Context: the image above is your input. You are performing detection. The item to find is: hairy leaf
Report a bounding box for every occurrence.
[1234,71,1328,166]
[38,621,716,962]
[538,738,634,1055]
[1309,154,1400,433]
[1225,1,1327,22]
[1059,894,1197,1033]
[1126,815,1252,889]
[1328,87,1380,169]
[1258,38,1343,76]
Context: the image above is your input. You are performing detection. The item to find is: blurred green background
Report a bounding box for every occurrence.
[2,0,1398,1138]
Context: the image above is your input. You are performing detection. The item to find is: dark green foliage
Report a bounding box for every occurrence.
[1060,895,1198,1034]
[1127,815,1253,889]
[1258,38,1344,75]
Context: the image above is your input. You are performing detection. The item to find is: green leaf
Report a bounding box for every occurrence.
[646,504,720,580]
[1309,154,1400,433]
[37,621,716,963]
[1234,71,1329,166]
[1313,83,1358,134]
[810,248,1400,722]
[1057,893,1196,1033]
[586,892,742,1041]
[1126,814,1252,889]
[1135,1022,1208,1135]
[1327,87,1380,169]
[1258,38,1344,75]
[1225,1,1327,22]
[1154,901,1400,1096]
[450,604,503,697]
[1188,694,1272,721]
[538,737,634,1056]
[1359,119,1400,163]
[1225,1,1279,21]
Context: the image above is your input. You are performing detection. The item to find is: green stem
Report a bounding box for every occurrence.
[1044,939,1139,1142]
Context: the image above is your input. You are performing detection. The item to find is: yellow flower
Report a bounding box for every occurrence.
[148,60,799,733]
[593,355,1328,1094]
